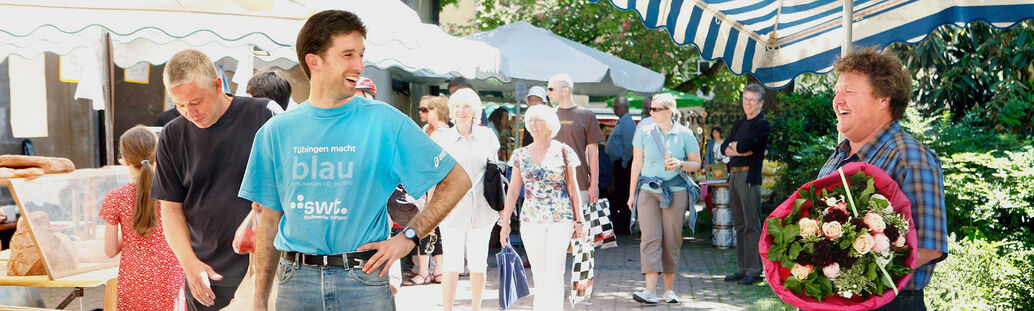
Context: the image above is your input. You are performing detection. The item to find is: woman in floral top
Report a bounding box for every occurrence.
[499,104,585,310]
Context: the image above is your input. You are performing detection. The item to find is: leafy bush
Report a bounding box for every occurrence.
[766,86,838,204]
[900,112,1034,246]
[926,236,1034,310]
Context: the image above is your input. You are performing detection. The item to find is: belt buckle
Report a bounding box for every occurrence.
[323,255,328,266]
[349,253,365,270]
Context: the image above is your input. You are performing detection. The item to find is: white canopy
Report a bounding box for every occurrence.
[0,0,509,82]
[466,21,663,96]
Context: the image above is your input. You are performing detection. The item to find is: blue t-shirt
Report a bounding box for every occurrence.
[238,97,456,255]
[633,122,700,193]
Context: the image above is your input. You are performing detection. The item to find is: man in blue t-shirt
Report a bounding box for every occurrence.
[238,10,471,310]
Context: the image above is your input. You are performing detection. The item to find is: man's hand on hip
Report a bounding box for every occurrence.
[357,234,416,277]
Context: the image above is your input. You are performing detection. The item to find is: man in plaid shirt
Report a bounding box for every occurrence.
[818,48,947,311]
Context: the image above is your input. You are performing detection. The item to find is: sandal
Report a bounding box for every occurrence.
[431,274,443,284]
[402,274,429,286]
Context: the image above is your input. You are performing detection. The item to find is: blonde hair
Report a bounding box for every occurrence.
[548,73,574,93]
[163,49,218,91]
[523,105,561,138]
[448,88,482,125]
[652,93,681,122]
[427,96,450,125]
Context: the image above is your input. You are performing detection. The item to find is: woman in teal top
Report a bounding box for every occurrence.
[626,93,702,304]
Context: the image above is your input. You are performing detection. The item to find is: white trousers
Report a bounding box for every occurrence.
[521,221,574,311]
[439,224,494,273]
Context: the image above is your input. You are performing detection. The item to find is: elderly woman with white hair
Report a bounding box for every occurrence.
[430,88,500,311]
[498,104,585,311]
[626,93,701,304]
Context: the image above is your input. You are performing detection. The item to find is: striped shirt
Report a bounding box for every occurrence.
[818,121,947,290]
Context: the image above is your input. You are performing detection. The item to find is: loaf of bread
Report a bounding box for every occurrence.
[6,215,47,276]
[0,155,75,174]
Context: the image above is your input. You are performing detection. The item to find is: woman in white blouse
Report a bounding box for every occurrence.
[430,88,500,311]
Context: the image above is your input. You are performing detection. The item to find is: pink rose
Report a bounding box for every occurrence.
[799,218,821,238]
[791,263,814,281]
[822,263,841,280]
[894,235,906,248]
[872,233,891,254]
[853,233,875,255]
[836,201,847,211]
[863,211,887,233]
[821,221,843,240]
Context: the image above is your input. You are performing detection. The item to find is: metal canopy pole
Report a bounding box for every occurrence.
[842,0,854,56]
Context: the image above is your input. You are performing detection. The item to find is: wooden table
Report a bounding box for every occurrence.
[0,250,116,310]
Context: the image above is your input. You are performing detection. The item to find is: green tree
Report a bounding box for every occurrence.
[888,20,1034,135]
[446,0,743,99]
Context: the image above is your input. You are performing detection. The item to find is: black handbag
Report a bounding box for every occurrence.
[483,159,509,211]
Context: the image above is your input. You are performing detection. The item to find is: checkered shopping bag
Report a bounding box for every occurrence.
[585,199,618,249]
[568,231,594,308]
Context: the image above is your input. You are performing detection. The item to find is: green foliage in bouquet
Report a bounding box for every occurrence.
[766,171,915,301]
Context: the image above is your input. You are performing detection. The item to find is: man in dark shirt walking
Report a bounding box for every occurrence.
[721,83,770,285]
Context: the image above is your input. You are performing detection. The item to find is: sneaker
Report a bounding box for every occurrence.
[632,290,659,304]
[663,290,680,303]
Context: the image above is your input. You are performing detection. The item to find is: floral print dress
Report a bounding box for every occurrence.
[510,140,581,223]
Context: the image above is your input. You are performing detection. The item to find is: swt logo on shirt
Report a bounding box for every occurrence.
[290,194,347,220]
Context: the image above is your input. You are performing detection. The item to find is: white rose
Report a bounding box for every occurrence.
[799,218,821,238]
[840,291,854,299]
[872,233,891,254]
[863,211,887,233]
[822,263,841,280]
[821,221,843,240]
[791,263,814,281]
[823,196,841,208]
[853,233,875,255]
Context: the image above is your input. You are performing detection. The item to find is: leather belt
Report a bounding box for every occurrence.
[729,166,751,173]
[281,250,375,269]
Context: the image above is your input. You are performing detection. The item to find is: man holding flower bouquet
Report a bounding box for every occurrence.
[817,48,947,310]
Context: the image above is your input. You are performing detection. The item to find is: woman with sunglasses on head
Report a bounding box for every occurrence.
[430,88,500,311]
[404,95,449,286]
[423,96,451,136]
[498,104,585,311]
[627,93,702,304]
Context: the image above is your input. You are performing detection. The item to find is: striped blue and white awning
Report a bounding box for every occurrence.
[590,0,1034,88]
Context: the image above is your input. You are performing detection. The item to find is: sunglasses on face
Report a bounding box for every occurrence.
[418,107,429,113]
[649,107,668,112]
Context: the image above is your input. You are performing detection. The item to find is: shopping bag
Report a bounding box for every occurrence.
[585,199,618,249]
[568,230,594,308]
[496,244,530,309]
[231,209,258,254]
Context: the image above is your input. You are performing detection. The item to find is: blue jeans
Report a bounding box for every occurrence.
[275,258,395,311]
[872,289,926,311]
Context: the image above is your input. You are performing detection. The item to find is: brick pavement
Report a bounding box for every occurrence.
[32,231,787,310]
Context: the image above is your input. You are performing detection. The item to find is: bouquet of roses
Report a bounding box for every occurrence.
[759,162,918,311]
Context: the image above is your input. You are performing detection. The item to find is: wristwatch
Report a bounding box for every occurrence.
[401,227,421,245]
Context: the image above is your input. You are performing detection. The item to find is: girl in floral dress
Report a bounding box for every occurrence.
[498,105,585,310]
[100,125,185,310]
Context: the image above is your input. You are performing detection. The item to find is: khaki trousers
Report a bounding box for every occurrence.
[636,189,688,274]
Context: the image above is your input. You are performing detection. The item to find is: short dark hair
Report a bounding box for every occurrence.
[247,71,292,110]
[711,126,722,134]
[834,47,911,120]
[296,10,367,79]
[447,77,474,92]
[613,96,630,108]
[744,83,766,99]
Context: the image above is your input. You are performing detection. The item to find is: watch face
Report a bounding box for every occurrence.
[404,228,417,238]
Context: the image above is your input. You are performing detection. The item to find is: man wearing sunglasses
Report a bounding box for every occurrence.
[548,73,605,208]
